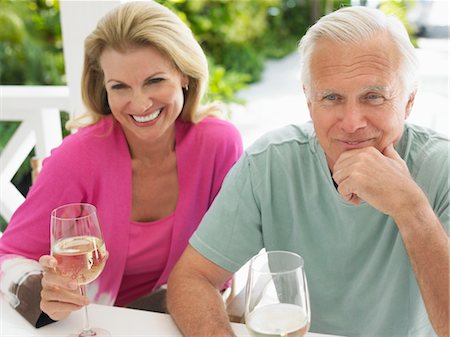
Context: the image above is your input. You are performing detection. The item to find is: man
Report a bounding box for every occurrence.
[167,6,449,337]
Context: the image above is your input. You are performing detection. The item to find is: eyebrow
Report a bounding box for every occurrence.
[314,85,389,97]
[316,89,334,96]
[363,85,388,93]
[312,89,336,100]
[105,73,166,85]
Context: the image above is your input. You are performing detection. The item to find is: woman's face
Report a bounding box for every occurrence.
[100,46,188,145]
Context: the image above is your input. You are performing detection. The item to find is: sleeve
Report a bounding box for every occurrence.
[0,139,87,327]
[0,255,54,327]
[189,153,264,272]
[415,139,450,232]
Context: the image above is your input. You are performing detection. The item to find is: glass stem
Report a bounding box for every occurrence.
[79,285,96,337]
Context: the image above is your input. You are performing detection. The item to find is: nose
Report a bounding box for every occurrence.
[338,101,367,133]
[130,90,153,114]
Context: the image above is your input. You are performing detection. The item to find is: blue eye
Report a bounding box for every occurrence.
[324,94,338,101]
[365,94,384,105]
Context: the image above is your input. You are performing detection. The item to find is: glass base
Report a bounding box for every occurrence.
[68,327,111,337]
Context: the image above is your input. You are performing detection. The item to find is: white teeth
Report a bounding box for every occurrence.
[132,109,161,123]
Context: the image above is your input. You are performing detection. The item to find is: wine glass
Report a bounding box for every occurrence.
[51,203,110,337]
[244,250,310,337]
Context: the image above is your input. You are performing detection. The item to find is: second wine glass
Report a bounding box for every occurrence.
[51,203,110,337]
[244,250,310,337]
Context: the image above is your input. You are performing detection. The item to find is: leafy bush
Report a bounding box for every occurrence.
[160,0,313,84]
[0,0,64,85]
[379,0,419,47]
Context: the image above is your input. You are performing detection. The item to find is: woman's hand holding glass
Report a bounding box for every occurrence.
[39,254,90,321]
[44,203,109,337]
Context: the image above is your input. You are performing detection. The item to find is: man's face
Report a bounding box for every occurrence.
[304,33,415,170]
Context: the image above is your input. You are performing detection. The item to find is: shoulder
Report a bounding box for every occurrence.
[402,123,449,180]
[43,116,125,174]
[177,117,243,149]
[53,116,119,156]
[246,122,315,157]
[194,116,241,138]
[404,123,449,143]
[403,123,449,161]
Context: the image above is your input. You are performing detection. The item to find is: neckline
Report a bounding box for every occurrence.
[130,212,175,226]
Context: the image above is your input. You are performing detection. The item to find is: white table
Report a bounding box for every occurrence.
[0,299,341,337]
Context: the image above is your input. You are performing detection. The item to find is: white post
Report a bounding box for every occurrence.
[59,0,121,118]
[33,108,62,159]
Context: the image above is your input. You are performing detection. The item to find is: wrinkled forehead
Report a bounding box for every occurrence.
[309,35,402,82]
[313,34,401,68]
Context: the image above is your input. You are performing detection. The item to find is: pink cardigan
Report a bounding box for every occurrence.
[0,115,242,306]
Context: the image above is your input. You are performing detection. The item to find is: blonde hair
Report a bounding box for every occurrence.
[68,1,219,129]
[298,6,419,96]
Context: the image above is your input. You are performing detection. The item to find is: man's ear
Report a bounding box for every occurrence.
[405,90,417,119]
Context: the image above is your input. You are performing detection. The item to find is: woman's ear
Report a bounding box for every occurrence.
[181,74,189,90]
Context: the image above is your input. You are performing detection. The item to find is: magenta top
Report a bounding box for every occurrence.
[115,214,174,306]
[0,115,243,307]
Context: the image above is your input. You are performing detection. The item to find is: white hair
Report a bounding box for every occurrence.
[298,6,419,95]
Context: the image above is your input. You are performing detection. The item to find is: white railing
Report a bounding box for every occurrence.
[0,1,120,234]
[0,85,70,225]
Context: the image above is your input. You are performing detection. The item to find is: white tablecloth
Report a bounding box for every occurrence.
[0,298,342,337]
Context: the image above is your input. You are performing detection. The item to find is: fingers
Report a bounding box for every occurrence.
[332,147,380,204]
[332,144,414,213]
[40,282,88,321]
[39,255,56,270]
[39,254,89,320]
[382,143,402,161]
[40,255,78,291]
[41,270,78,291]
[332,148,368,185]
[336,179,363,206]
[40,282,88,306]
[40,296,85,321]
[40,275,89,321]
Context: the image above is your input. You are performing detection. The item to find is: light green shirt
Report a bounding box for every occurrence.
[190,122,449,337]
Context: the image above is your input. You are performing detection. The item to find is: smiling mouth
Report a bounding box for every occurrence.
[339,139,374,146]
[344,140,366,145]
[132,109,161,123]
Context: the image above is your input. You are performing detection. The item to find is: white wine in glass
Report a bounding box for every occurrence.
[245,250,310,337]
[51,203,110,337]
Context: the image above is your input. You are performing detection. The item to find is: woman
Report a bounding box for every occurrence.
[0,1,242,326]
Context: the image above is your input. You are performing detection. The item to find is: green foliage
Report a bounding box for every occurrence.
[207,60,251,104]
[0,122,32,192]
[0,0,65,85]
[0,122,20,151]
[379,0,419,47]
[159,0,314,86]
[0,217,7,232]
